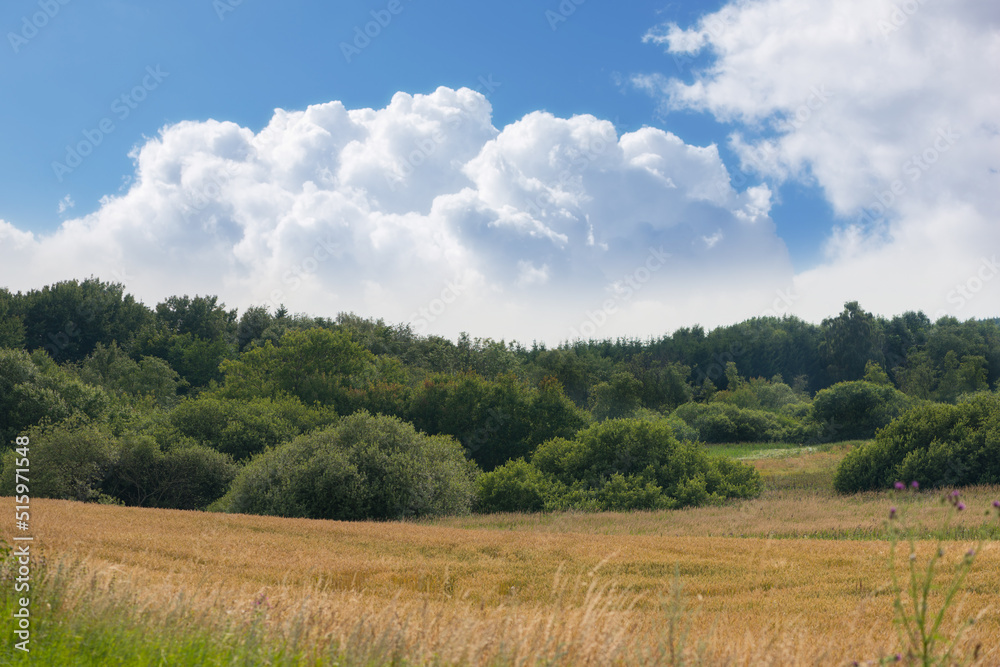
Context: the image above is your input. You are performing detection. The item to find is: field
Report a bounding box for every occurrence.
[3,442,1000,665]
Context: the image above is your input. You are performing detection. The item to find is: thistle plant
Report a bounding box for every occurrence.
[883,483,1000,666]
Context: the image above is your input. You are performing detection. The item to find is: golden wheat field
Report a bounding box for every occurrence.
[4,448,1000,666]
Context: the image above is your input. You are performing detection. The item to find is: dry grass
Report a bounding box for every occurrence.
[6,491,1000,665]
[4,447,999,665]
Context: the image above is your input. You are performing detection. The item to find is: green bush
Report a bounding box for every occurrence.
[811,380,916,441]
[213,411,480,520]
[474,458,566,513]
[407,373,587,471]
[169,394,335,460]
[102,435,238,510]
[671,402,796,443]
[1,420,115,502]
[833,392,1000,493]
[475,418,762,513]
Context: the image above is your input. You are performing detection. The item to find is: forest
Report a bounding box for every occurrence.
[2,277,999,518]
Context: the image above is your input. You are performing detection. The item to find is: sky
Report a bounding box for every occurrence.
[1,0,998,345]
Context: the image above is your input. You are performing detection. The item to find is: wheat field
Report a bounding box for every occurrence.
[4,448,1000,665]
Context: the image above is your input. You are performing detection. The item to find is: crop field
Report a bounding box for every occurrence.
[3,443,1000,666]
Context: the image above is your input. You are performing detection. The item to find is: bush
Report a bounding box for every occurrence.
[169,394,335,460]
[671,402,796,443]
[102,435,238,510]
[213,411,480,520]
[475,458,565,513]
[833,392,1000,493]
[475,418,762,513]
[1,420,115,502]
[407,373,587,471]
[811,380,916,441]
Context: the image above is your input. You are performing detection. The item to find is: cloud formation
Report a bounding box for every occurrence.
[0,87,791,343]
[637,0,1000,322]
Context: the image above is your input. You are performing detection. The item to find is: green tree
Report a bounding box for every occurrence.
[820,301,885,382]
[236,305,274,351]
[169,394,332,461]
[589,371,643,420]
[476,418,762,513]
[18,279,153,362]
[78,342,182,407]
[407,372,586,471]
[862,361,892,386]
[0,349,111,446]
[810,380,916,441]
[0,288,25,349]
[155,295,237,342]
[101,435,237,510]
[218,328,377,411]
[834,392,1000,492]
[1,420,115,502]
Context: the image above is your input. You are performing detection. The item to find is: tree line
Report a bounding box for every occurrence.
[1,278,998,518]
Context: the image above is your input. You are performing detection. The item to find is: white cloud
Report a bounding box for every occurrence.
[57,195,75,214]
[638,0,1000,323]
[0,87,792,343]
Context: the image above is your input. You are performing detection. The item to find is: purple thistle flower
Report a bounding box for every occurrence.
[951,490,960,498]
[894,481,905,491]
[967,548,976,558]
[910,481,919,490]
[993,500,999,509]
[889,507,897,519]
[895,654,902,662]
[957,502,966,511]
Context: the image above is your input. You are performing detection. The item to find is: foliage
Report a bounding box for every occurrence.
[1,419,116,502]
[820,301,885,383]
[834,392,1000,493]
[214,411,480,520]
[589,371,643,420]
[406,372,588,471]
[475,418,762,513]
[14,278,153,363]
[169,394,335,461]
[0,348,111,446]
[0,288,25,349]
[474,458,565,513]
[671,401,799,443]
[217,328,377,412]
[811,380,916,442]
[77,342,183,407]
[102,435,238,510]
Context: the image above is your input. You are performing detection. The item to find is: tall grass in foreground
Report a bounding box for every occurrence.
[2,540,998,666]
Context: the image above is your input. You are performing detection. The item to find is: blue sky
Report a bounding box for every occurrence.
[1,0,997,343]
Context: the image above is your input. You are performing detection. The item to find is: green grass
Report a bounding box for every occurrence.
[0,561,392,667]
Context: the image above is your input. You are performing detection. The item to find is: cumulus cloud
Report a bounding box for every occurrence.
[637,0,1000,322]
[0,86,793,343]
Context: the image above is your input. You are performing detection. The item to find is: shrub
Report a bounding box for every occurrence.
[475,418,762,513]
[474,458,565,513]
[407,373,587,471]
[833,392,1000,493]
[169,394,335,460]
[811,380,916,441]
[214,411,479,520]
[671,402,795,443]
[102,435,238,510]
[1,420,115,502]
